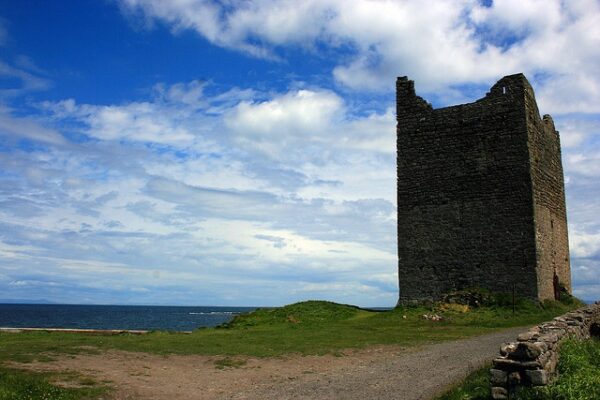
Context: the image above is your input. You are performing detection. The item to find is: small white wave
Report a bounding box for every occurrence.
[188,311,239,315]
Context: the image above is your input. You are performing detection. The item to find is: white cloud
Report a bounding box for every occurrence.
[118,0,600,113]
[153,80,206,108]
[0,59,51,97]
[556,117,600,148]
[0,108,66,145]
[564,142,600,179]
[228,89,343,137]
[225,89,344,158]
[570,228,600,259]
[68,101,196,145]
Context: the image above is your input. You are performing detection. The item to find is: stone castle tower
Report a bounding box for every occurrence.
[396,74,571,303]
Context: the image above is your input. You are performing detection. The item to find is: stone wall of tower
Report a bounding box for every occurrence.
[396,74,570,303]
[523,82,572,300]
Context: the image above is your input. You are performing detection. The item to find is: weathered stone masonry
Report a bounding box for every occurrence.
[490,303,600,399]
[396,74,570,303]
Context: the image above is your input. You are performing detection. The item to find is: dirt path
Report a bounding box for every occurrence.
[7,327,524,400]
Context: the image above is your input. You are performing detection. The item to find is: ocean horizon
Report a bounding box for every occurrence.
[0,303,259,332]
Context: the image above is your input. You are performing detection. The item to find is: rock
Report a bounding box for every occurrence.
[493,357,540,369]
[490,369,508,385]
[533,341,548,353]
[537,333,559,344]
[421,313,443,321]
[517,330,539,341]
[507,342,543,361]
[491,386,508,400]
[544,351,558,372]
[525,369,548,386]
[500,342,517,356]
[508,371,521,385]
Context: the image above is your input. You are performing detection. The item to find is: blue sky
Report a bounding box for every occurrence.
[1,0,599,307]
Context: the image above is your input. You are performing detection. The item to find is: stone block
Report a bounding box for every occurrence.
[517,331,539,341]
[525,369,548,386]
[508,371,521,385]
[500,342,517,356]
[538,333,558,344]
[533,341,548,352]
[490,369,507,385]
[491,386,508,400]
[544,351,558,372]
[493,357,540,369]
[507,342,543,361]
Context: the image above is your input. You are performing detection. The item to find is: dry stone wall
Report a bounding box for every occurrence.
[490,303,600,399]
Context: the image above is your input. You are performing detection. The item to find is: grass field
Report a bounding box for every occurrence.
[0,296,584,399]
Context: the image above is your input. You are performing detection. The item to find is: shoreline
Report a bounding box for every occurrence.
[0,327,192,335]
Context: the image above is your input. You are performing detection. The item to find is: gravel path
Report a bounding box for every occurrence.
[233,326,524,400]
[8,327,525,400]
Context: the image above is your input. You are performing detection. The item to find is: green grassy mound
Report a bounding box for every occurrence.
[222,300,366,328]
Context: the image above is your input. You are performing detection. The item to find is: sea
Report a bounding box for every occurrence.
[0,304,258,332]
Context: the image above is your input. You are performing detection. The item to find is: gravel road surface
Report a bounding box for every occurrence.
[234,326,524,400]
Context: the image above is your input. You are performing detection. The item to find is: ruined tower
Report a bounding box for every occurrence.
[396,73,571,303]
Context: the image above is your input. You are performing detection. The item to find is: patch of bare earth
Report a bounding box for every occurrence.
[5,327,524,400]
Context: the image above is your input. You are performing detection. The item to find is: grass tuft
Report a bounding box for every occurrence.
[213,357,247,370]
[0,367,108,400]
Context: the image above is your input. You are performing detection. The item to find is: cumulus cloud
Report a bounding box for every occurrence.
[225,89,344,158]
[118,0,600,113]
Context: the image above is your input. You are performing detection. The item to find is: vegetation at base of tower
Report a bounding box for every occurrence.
[0,296,584,399]
[436,338,600,400]
[439,287,584,309]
